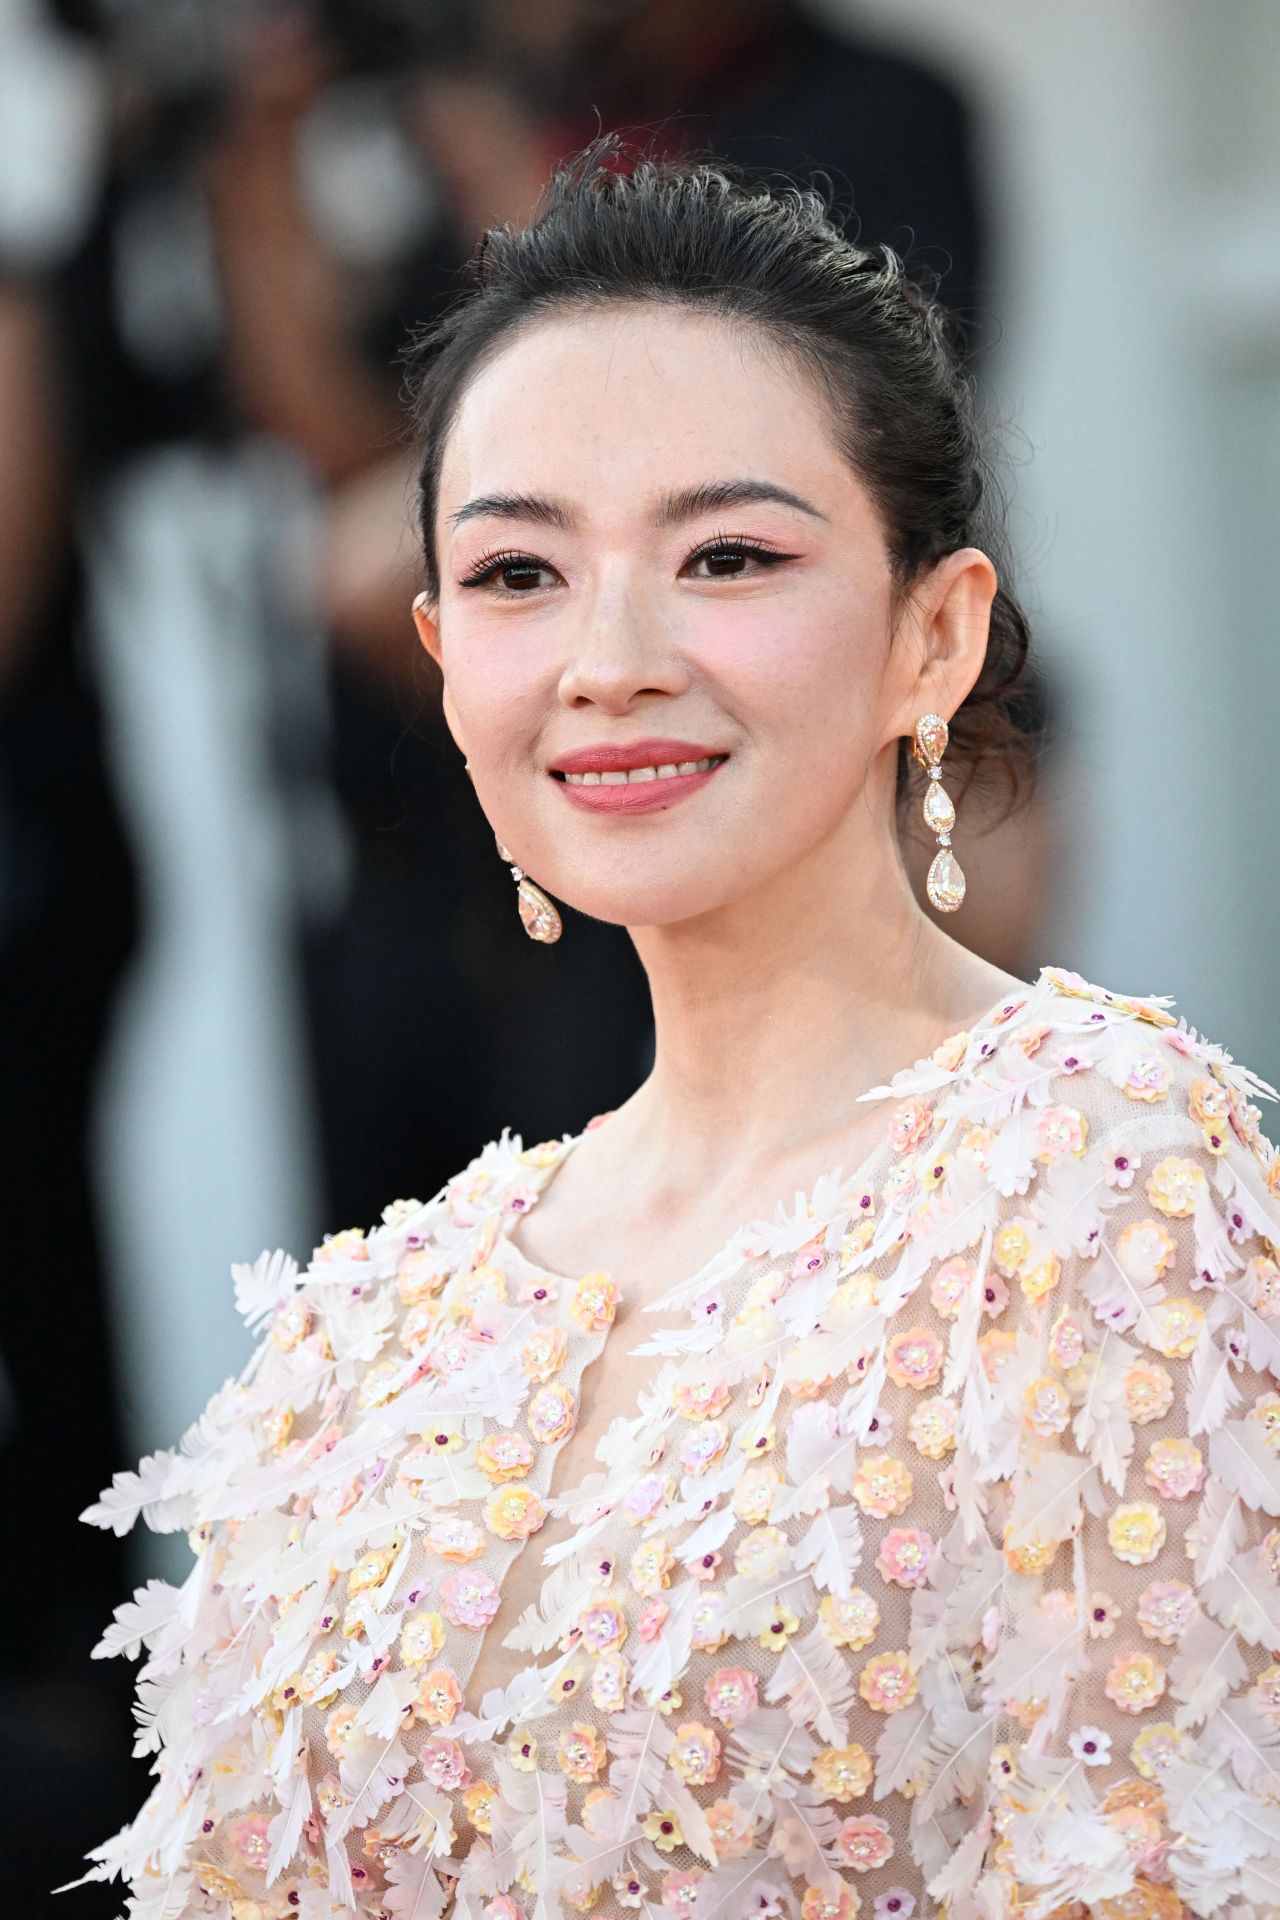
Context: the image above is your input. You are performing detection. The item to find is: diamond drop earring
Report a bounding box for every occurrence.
[464,758,564,943]
[495,835,563,943]
[911,713,966,912]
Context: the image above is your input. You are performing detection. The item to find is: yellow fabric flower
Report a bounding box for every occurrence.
[1035,1105,1088,1162]
[476,1431,535,1481]
[348,1539,401,1598]
[732,1466,783,1524]
[1023,1376,1072,1437]
[399,1609,445,1668]
[858,1651,918,1714]
[521,1324,568,1382]
[483,1484,546,1541]
[1104,1650,1167,1714]
[455,1264,507,1315]
[1108,1502,1167,1565]
[355,1360,402,1411]
[818,1590,880,1650]
[994,1220,1033,1276]
[527,1383,576,1443]
[979,1330,1019,1384]
[1250,1394,1280,1453]
[758,1603,801,1652]
[1125,1362,1174,1423]
[569,1271,620,1332]
[1145,1155,1208,1217]
[1003,1531,1060,1576]
[641,1810,684,1853]
[670,1722,721,1787]
[801,1886,861,1920]
[885,1327,945,1390]
[416,1668,462,1727]
[1151,1296,1204,1359]
[671,1370,732,1420]
[517,1138,562,1169]
[811,1744,873,1802]
[1130,1721,1193,1779]
[629,1537,675,1594]
[908,1396,958,1459]
[396,1247,448,1306]
[462,1780,495,1834]
[1115,1219,1178,1286]
[852,1456,913,1518]
[1019,1254,1061,1303]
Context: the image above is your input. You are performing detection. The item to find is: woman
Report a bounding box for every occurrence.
[76,140,1280,1920]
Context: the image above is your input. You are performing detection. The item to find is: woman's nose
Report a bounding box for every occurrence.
[555,588,692,711]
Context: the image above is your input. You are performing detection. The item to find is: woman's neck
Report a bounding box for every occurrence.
[616,816,1027,1201]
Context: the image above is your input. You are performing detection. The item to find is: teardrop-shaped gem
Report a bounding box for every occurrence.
[912,712,949,770]
[923,778,956,834]
[926,847,966,913]
[517,878,563,943]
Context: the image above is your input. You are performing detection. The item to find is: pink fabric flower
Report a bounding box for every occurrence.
[439,1570,501,1630]
[421,1740,471,1793]
[1143,1436,1206,1500]
[1034,1104,1088,1162]
[833,1814,894,1871]
[636,1600,670,1642]
[887,1097,933,1152]
[704,1667,758,1726]
[874,1528,935,1589]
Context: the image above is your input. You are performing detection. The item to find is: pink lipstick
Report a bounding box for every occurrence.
[549,737,729,815]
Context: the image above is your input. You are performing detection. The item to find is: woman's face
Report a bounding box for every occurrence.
[416,304,991,930]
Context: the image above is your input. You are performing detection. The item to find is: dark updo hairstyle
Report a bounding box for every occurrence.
[403,133,1039,824]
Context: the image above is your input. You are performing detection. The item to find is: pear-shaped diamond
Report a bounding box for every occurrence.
[913,713,949,769]
[517,879,563,943]
[926,847,965,912]
[923,779,956,834]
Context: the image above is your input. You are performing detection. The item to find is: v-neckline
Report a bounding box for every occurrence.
[499,964,1057,1314]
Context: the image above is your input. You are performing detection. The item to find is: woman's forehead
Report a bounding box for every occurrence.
[438,308,858,532]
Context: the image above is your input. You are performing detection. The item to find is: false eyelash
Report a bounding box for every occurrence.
[693,531,790,566]
[457,546,542,588]
[457,531,792,593]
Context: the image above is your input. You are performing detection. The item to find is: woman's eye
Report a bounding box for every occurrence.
[458,550,555,594]
[684,538,793,580]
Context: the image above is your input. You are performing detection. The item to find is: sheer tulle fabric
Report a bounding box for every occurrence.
[74,965,1280,1920]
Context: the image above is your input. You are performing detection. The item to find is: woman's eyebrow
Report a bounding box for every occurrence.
[446,478,829,533]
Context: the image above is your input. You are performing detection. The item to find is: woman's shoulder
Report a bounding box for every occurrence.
[851,959,1280,1295]
[943,959,1280,1190]
[77,1125,570,1544]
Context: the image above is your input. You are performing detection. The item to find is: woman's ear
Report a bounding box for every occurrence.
[412,594,468,759]
[412,592,442,669]
[888,547,998,738]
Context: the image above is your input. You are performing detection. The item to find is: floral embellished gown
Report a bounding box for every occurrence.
[73,965,1280,1920]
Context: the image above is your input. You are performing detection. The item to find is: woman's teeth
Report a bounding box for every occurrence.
[561,755,726,786]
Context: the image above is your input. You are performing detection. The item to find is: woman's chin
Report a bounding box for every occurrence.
[552,872,753,932]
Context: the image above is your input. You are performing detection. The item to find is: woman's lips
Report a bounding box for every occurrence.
[551,759,727,814]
